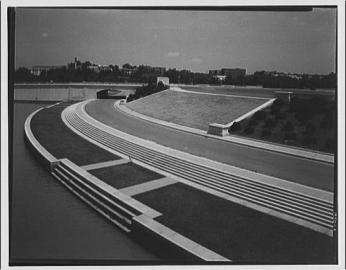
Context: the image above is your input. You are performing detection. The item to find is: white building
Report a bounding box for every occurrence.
[157,76,170,86]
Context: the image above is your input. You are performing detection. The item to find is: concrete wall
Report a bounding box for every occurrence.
[15,87,98,102]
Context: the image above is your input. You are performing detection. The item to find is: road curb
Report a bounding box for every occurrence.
[119,100,334,164]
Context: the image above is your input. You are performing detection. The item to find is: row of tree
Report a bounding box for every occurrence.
[14,62,336,89]
[127,80,169,102]
[229,96,336,152]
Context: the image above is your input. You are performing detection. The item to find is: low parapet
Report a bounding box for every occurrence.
[157,76,170,86]
[207,123,230,137]
[208,98,276,137]
[24,105,60,170]
[97,89,128,99]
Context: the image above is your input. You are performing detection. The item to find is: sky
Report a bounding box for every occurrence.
[15,8,337,74]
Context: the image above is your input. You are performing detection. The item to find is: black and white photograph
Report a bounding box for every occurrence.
[1,1,345,268]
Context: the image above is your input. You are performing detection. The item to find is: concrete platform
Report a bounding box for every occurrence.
[120,177,177,196]
[25,104,229,261]
[118,99,334,164]
[61,100,335,236]
[81,159,129,171]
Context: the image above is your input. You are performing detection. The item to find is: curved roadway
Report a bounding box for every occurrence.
[85,99,334,192]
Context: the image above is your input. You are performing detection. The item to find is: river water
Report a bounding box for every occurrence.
[14,84,137,102]
[10,102,158,264]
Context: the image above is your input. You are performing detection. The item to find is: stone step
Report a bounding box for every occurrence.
[67,111,332,207]
[58,162,139,220]
[67,112,333,211]
[139,157,333,219]
[64,109,334,233]
[51,169,131,233]
[72,118,333,219]
[54,165,134,228]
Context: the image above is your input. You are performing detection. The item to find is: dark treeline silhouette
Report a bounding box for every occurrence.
[127,79,169,102]
[15,61,336,89]
[229,96,336,152]
[244,71,337,90]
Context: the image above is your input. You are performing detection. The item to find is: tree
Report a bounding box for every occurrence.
[229,122,242,132]
[122,63,133,69]
[263,118,277,128]
[157,81,165,90]
[253,110,267,121]
[282,120,294,132]
[302,135,317,147]
[15,67,34,82]
[261,129,272,137]
[248,118,258,127]
[273,98,284,108]
[244,125,254,135]
[304,122,316,136]
[325,137,336,153]
[284,132,296,141]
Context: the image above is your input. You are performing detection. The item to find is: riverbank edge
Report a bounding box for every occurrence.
[23,103,230,263]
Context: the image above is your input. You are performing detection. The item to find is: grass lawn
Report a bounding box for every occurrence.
[89,163,163,189]
[30,102,119,166]
[134,182,335,264]
[127,90,267,131]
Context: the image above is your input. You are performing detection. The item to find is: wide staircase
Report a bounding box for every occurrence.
[63,104,335,236]
[52,159,141,232]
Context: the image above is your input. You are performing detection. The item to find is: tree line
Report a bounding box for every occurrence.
[14,62,336,89]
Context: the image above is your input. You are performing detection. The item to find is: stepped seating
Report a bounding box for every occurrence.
[52,159,141,232]
[62,105,335,236]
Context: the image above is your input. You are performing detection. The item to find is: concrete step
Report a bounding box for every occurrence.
[64,109,334,232]
[53,165,134,230]
[65,112,332,226]
[74,121,333,219]
[57,162,139,220]
[131,157,333,227]
[67,111,333,209]
[140,158,333,219]
[51,169,131,233]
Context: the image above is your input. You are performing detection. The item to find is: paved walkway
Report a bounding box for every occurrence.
[61,100,334,236]
[87,99,334,192]
[120,177,177,196]
[81,159,129,171]
[71,101,334,201]
[118,98,334,164]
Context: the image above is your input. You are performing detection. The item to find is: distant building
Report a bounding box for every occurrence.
[215,75,227,82]
[121,67,138,76]
[221,68,246,80]
[209,70,222,76]
[265,71,304,80]
[99,65,113,72]
[74,57,82,70]
[138,65,166,75]
[87,65,100,73]
[30,65,62,76]
[157,76,170,86]
[148,66,166,75]
[209,68,246,82]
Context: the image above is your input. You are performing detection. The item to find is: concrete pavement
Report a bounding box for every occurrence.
[61,100,334,235]
[86,99,335,192]
[117,98,333,164]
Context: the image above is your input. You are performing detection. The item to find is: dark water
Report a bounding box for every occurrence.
[10,102,158,263]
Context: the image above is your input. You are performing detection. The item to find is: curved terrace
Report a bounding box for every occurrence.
[24,99,336,263]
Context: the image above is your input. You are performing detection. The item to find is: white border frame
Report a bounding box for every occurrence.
[1,1,345,270]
